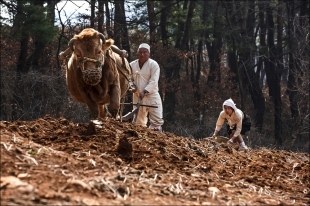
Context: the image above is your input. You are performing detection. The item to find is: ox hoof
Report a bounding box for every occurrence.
[97,117,108,121]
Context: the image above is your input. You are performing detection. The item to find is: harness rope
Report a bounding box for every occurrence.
[107,48,135,91]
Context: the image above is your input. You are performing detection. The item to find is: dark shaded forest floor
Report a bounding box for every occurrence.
[1,115,309,205]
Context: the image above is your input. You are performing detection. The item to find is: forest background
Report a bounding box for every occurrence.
[0,0,309,152]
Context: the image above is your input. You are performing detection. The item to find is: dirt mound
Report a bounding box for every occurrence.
[1,115,309,205]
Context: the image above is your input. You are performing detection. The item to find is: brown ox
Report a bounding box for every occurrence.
[61,28,131,119]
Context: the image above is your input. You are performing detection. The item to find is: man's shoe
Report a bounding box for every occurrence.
[149,125,162,132]
[154,128,162,132]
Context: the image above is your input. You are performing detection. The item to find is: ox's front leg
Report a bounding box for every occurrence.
[78,86,99,118]
[109,85,121,118]
[88,80,110,104]
[93,84,103,96]
[98,104,107,120]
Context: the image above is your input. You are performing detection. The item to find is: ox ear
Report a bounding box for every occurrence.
[102,39,114,51]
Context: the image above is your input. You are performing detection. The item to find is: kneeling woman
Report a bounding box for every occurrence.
[213,98,248,150]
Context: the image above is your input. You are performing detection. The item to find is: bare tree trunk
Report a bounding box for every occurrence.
[299,1,309,122]
[275,1,284,144]
[203,1,212,70]
[295,2,306,89]
[90,0,95,28]
[265,3,277,98]
[286,1,299,121]
[224,0,243,104]
[26,1,46,71]
[16,35,29,74]
[114,1,122,46]
[256,2,267,131]
[13,0,31,120]
[47,0,60,71]
[194,1,209,116]
[175,0,188,49]
[47,0,57,23]
[194,39,202,113]
[233,1,265,130]
[258,3,267,89]
[224,0,238,88]
[190,51,194,84]
[160,1,168,47]
[234,1,248,109]
[98,0,104,33]
[180,0,195,51]
[114,0,130,58]
[147,0,156,45]
[160,1,177,124]
[105,2,113,38]
[246,1,265,132]
[207,0,222,84]
[19,0,57,73]
[198,1,208,88]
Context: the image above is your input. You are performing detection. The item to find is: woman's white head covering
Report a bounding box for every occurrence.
[138,43,150,53]
[223,98,237,111]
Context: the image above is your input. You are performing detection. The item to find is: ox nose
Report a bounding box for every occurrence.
[85,60,101,70]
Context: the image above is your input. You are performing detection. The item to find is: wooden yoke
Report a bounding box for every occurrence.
[58,48,72,61]
[111,45,128,58]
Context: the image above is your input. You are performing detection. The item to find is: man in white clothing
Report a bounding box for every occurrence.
[129,43,164,131]
[212,98,249,150]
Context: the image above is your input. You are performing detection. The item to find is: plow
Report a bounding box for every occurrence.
[121,98,158,123]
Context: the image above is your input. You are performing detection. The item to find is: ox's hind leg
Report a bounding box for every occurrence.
[109,85,121,119]
[75,85,99,118]
[88,102,99,118]
[119,96,125,121]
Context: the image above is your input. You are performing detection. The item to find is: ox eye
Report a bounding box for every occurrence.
[97,50,101,54]
[76,53,81,58]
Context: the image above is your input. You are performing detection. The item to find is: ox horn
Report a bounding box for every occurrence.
[99,33,106,43]
[68,38,75,51]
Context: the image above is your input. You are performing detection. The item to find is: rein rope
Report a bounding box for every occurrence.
[116,58,133,83]
[114,53,136,92]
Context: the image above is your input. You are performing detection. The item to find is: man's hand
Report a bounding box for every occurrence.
[129,81,137,93]
[139,90,148,99]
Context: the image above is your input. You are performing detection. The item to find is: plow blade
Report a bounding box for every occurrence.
[121,108,139,122]
[122,98,141,123]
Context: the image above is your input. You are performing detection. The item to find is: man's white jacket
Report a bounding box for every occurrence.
[130,58,162,112]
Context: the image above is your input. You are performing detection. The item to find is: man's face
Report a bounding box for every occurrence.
[224,105,234,116]
[138,48,150,63]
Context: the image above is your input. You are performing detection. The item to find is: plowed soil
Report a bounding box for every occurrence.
[1,115,309,205]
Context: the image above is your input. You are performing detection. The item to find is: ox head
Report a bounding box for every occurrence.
[68,28,113,86]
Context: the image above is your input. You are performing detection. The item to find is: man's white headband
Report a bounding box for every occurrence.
[138,43,150,53]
